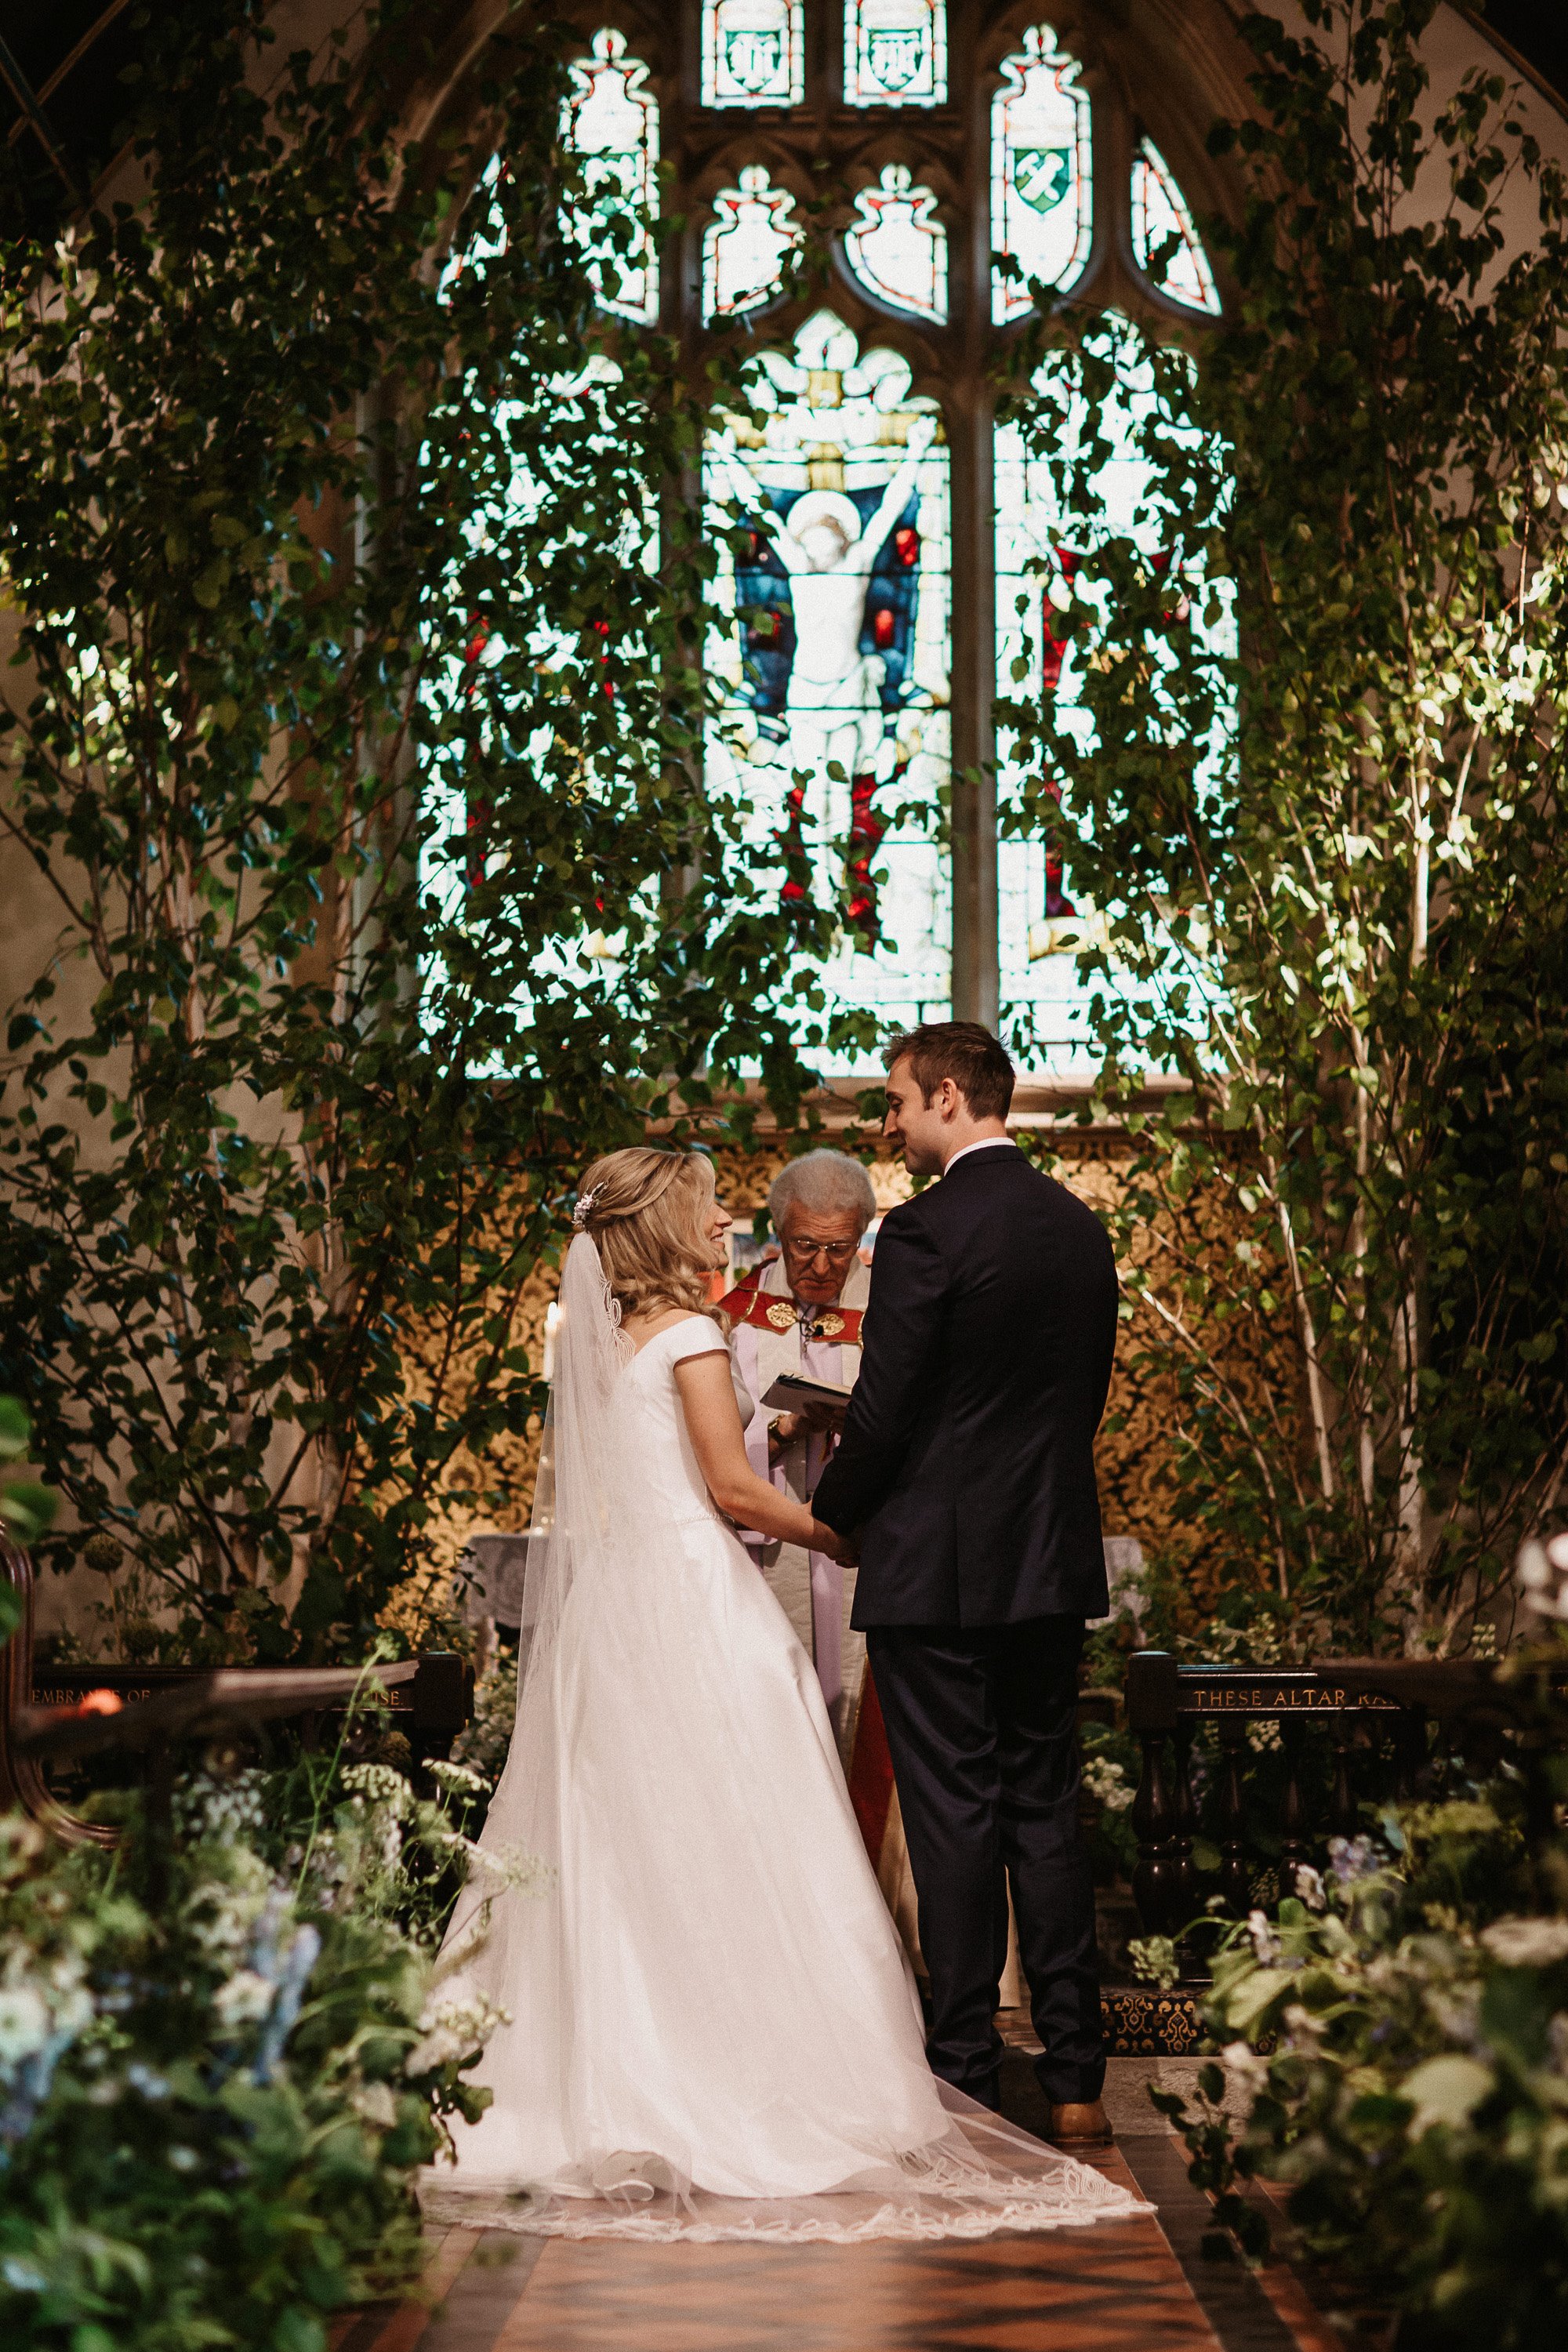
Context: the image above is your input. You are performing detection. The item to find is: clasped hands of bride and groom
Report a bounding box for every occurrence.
[427,1022,1140,2244]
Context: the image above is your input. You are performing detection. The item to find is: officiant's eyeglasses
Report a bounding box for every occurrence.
[782,1236,859,1266]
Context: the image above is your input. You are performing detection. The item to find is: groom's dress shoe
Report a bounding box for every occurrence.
[1047,2099,1112,2150]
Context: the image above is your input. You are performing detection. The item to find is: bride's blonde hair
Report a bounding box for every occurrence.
[575,1148,720,1322]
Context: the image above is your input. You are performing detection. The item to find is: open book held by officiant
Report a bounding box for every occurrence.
[761,1369,852,1415]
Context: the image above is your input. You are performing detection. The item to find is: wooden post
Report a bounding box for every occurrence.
[1217,1715,1250,1916]
[1127,1650,1181,1933]
[1278,1719,1308,1905]
[1329,1726,1359,1842]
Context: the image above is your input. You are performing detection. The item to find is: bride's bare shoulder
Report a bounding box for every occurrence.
[622,1307,720,1359]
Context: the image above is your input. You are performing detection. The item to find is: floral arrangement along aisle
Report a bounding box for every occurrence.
[1143,1586,1568,2350]
[0,1746,518,2351]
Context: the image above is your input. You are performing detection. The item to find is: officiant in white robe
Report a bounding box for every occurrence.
[722,1149,1022,2003]
[720,1151,875,1768]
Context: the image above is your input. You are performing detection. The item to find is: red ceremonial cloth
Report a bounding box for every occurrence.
[847,1668,897,1867]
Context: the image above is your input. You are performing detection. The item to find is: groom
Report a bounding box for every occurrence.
[811,1022,1116,2145]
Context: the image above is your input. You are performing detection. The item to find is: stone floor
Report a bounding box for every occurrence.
[330,2034,1348,2352]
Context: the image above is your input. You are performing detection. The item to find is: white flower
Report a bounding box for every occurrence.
[175,1770,270,1842]
[405,1991,512,2076]
[1518,1537,1568,1623]
[1127,1936,1178,1991]
[405,2024,463,2073]
[0,1987,51,2068]
[441,1833,552,1896]
[0,1818,45,1882]
[49,1985,93,2040]
[1081,1757,1135,1813]
[343,1762,414,1817]
[1293,1865,1327,1911]
[1425,1983,1483,2049]
[1328,1835,1378,1887]
[1399,2053,1494,2136]
[213,1969,276,2029]
[185,1847,277,1965]
[1247,1910,1282,1964]
[1480,1917,1568,1969]
[351,2080,398,2128]
[429,1759,491,1795]
[470,1842,552,1895]
[1221,2040,1270,2098]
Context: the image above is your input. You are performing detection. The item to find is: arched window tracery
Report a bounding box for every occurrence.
[553,5,1223,1069]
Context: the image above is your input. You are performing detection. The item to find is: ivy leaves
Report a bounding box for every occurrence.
[0,0,828,1657]
[999,0,1568,1648]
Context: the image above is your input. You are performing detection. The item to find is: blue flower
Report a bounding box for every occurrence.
[252,1925,321,2084]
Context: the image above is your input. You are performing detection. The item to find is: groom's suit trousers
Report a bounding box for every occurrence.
[866,1615,1105,2107]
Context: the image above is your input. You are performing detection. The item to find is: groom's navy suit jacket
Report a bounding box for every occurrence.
[811,1145,1116,1627]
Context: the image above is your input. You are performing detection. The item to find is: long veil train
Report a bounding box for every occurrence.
[421,1236,1148,2242]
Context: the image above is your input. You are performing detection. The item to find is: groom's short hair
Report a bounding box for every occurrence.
[885,1023,1015,1121]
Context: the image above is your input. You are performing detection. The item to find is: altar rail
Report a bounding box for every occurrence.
[1,1537,472,1847]
[1123,1647,1568,1951]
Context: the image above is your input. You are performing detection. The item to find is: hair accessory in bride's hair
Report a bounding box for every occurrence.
[572,1187,601,1231]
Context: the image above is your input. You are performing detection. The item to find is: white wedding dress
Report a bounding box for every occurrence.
[421,1236,1145,2243]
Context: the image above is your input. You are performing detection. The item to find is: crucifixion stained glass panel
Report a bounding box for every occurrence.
[706,312,951,1044]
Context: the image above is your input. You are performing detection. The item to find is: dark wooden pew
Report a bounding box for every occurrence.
[0,1536,472,1849]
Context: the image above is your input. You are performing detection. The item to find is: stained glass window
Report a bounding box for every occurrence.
[703,166,802,321]
[994,386,1129,1065]
[1131,137,1221,316]
[563,30,659,325]
[991,25,1092,324]
[844,165,946,322]
[706,311,950,1041]
[702,0,804,107]
[995,321,1232,1065]
[844,0,947,110]
[506,8,1231,1060]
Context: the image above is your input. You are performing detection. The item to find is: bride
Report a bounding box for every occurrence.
[423,1147,1145,2242]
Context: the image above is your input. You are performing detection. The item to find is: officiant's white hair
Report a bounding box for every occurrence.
[768,1150,876,1234]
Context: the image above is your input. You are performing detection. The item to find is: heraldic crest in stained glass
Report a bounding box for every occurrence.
[705,312,950,1025]
[991,24,1092,322]
[844,165,947,321]
[844,0,948,109]
[704,165,803,319]
[702,0,804,109]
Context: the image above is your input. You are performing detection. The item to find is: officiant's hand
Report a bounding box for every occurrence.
[775,1401,847,1446]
